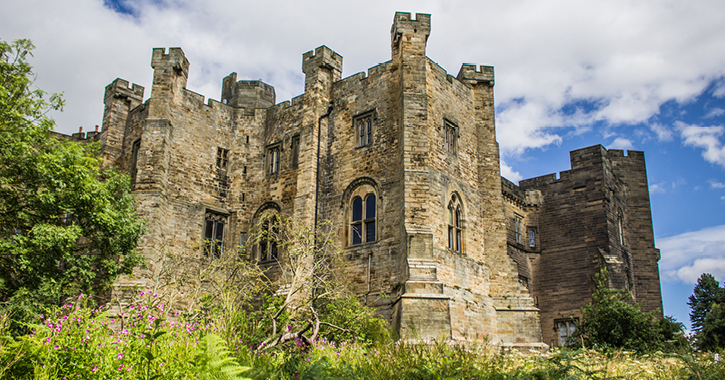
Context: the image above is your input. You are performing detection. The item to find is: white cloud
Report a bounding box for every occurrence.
[705,108,725,119]
[659,224,725,284]
[500,159,523,183]
[710,179,725,189]
[2,0,725,158]
[608,137,634,150]
[675,121,725,168]
[649,123,674,141]
[649,182,665,194]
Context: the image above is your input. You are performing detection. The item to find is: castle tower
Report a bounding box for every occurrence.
[100,79,144,167]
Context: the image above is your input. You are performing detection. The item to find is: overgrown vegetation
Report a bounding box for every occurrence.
[571,270,689,352]
[689,273,725,351]
[1,294,724,379]
[0,39,144,333]
[4,36,725,380]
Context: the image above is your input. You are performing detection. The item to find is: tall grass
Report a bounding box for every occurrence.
[1,294,723,379]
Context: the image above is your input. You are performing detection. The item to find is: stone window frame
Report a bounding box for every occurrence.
[252,202,282,263]
[130,138,141,185]
[447,192,465,253]
[555,318,578,347]
[513,215,523,245]
[617,208,624,246]
[346,183,378,247]
[216,147,229,172]
[290,135,301,169]
[528,228,536,248]
[266,143,281,175]
[203,210,228,260]
[444,119,458,155]
[353,110,375,148]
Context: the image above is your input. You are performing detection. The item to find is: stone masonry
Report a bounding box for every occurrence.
[61,12,662,348]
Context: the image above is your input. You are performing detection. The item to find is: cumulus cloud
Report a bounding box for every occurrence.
[649,123,674,141]
[659,224,725,284]
[500,159,523,183]
[649,182,665,194]
[675,121,725,168]
[3,0,725,160]
[608,137,634,150]
[710,179,725,189]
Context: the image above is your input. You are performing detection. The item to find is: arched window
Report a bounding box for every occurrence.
[448,194,463,252]
[252,203,281,262]
[204,211,228,259]
[256,213,279,262]
[351,193,376,245]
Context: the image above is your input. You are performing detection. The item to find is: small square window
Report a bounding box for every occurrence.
[354,112,374,148]
[444,120,457,155]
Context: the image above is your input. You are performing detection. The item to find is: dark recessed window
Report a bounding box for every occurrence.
[351,194,376,245]
[204,211,227,259]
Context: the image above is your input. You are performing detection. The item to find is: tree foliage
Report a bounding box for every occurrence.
[0,39,144,328]
[571,269,687,352]
[688,273,725,351]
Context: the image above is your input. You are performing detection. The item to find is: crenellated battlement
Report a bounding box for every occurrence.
[221,73,276,109]
[302,46,343,74]
[104,78,144,103]
[391,12,431,37]
[457,64,494,86]
[151,47,189,77]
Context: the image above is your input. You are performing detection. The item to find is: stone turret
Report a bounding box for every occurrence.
[221,73,276,109]
[100,78,145,167]
[150,47,189,100]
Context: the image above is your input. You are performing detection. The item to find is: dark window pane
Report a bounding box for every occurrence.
[352,223,362,245]
[448,227,454,250]
[270,242,278,260]
[352,197,363,221]
[260,241,267,261]
[215,222,224,241]
[365,194,376,219]
[455,207,461,227]
[456,230,462,252]
[366,119,372,145]
[366,221,376,242]
[205,220,214,239]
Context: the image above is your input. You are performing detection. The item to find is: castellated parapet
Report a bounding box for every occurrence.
[63,12,661,349]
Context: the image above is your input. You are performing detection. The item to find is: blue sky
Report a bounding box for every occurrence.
[2,0,724,329]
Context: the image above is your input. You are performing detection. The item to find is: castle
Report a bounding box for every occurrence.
[62,12,662,348]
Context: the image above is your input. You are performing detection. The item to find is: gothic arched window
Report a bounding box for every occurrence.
[448,194,464,252]
[351,193,376,245]
[252,205,281,262]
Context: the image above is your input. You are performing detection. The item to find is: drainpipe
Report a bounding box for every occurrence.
[313,104,334,235]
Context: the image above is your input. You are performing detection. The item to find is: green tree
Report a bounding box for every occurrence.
[571,269,681,352]
[688,273,725,350]
[0,39,144,329]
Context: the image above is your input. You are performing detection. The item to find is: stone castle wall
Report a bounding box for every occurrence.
[58,11,661,349]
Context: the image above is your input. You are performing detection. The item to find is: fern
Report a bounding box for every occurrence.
[191,334,252,380]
